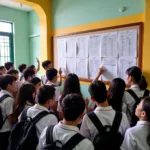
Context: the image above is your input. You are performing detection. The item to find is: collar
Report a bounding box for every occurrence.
[26,101,34,106]
[1,90,13,97]
[33,104,49,112]
[130,84,139,89]
[47,81,57,86]
[95,106,113,111]
[57,122,79,133]
[137,121,150,126]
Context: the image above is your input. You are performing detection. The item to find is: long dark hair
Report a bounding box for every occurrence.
[60,74,82,103]
[126,66,147,90]
[108,78,126,112]
[142,97,150,146]
[15,84,36,116]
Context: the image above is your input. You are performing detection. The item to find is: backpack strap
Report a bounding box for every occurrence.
[144,89,149,97]
[111,112,122,134]
[87,112,105,133]
[0,95,10,103]
[63,133,85,150]
[20,75,24,81]
[46,125,55,145]
[20,108,29,121]
[126,89,139,102]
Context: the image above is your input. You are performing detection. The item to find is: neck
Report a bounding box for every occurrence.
[40,103,49,109]
[130,81,138,87]
[96,100,109,107]
[62,119,78,127]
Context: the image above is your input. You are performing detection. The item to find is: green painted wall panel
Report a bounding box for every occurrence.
[0,6,30,67]
[52,0,145,29]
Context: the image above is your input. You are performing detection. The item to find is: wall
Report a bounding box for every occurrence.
[0,6,30,67]
[52,0,146,100]
[28,10,40,67]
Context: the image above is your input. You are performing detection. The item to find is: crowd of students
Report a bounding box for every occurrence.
[0,59,150,150]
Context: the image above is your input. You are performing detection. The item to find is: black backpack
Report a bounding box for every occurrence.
[8,108,50,150]
[126,89,149,126]
[42,125,85,150]
[88,111,123,150]
[0,94,10,129]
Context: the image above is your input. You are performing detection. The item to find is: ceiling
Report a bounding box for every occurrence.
[0,0,33,12]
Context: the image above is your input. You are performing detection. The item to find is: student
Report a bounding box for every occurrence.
[15,84,36,118]
[121,97,150,150]
[23,68,35,84]
[123,66,149,125]
[108,78,126,112]
[0,66,7,76]
[7,69,23,90]
[18,85,58,137]
[41,60,52,85]
[29,77,41,92]
[4,62,14,71]
[46,68,61,112]
[28,57,40,73]
[39,94,94,150]
[41,60,62,86]
[0,75,16,150]
[18,64,27,82]
[80,81,130,148]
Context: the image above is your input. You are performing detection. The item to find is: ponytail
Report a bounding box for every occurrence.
[139,75,148,90]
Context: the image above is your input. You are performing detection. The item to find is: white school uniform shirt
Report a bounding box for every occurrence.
[80,106,130,142]
[122,84,150,122]
[38,122,94,150]
[121,121,150,150]
[46,81,61,101]
[41,73,47,85]
[0,90,14,133]
[18,104,58,138]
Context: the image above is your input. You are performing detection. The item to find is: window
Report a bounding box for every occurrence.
[0,21,14,65]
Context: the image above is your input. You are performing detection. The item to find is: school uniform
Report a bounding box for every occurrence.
[46,81,61,102]
[80,106,130,142]
[18,104,58,138]
[0,90,14,149]
[38,122,94,150]
[41,73,47,85]
[122,84,150,122]
[16,80,23,90]
[121,121,150,150]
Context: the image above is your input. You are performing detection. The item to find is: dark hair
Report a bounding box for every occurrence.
[7,69,19,75]
[0,66,5,71]
[46,68,58,81]
[142,97,150,146]
[38,85,55,105]
[23,69,35,80]
[4,62,14,71]
[108,78,126,112]
[18,64,27,73]
[61,94,85,121]
[29,77,41,85]
[28,65,35,70]
[126,66,147,90]
[60,74,82,103]
[89,81,107,103]
[42,60,52,69]
[0,75,16,90]
[15,84,35,116]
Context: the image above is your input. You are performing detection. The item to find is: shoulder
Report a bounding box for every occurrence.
[78,138,94,150]
[43,113,58,124]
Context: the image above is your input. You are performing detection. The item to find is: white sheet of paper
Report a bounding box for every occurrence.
[66,38,76,58]
[118,58,136,81]
[118,30,137,57]
[89,57,101,79]
[100,32,118,57]
[58,58,66,76]
[57,39,66,58]
[101,58,118,81]
[88,35,101,57]
[76,58,88,78]
[66,58,76,74]
[76,36,89,58]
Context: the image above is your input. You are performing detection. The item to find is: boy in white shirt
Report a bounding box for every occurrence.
[39,93,94,150]
[18,64,27,82]
[4,62,15,72]
[0,75,17,150]
[18,85,58,139]
[80,81,130,148]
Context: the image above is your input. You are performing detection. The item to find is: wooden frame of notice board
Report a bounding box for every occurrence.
[52,22,143,85]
